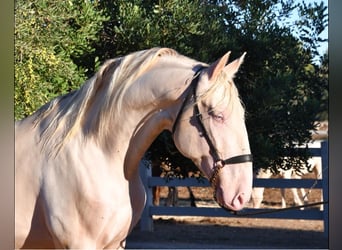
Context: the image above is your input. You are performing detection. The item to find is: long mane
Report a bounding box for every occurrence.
[199,70,243,117]
[33,48,180,154]
[29,47,240,156]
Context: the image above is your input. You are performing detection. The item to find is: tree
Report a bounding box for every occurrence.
[15,0,107,120]
[142,0,328,172]
[93,0,243,63]
[219,0,328,171]
[107,0,327,173]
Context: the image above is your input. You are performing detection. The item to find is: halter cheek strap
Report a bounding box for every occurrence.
[172,67,204,135]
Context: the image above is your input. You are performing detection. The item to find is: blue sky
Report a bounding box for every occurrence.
[292,0,328,60]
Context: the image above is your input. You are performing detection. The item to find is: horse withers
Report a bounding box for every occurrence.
[15,48,253,249]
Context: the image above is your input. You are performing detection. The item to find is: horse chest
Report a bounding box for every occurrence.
[96,204,133,248]
[93,176,146,247]
[45,190,134,248]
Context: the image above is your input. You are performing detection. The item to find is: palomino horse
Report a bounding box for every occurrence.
[15,47,253,249]
[151,159,197,207]
[252,141,324,210]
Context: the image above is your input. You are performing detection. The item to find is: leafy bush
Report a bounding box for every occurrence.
[15,0,108,120]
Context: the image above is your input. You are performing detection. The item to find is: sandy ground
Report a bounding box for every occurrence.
[126,174,328,249]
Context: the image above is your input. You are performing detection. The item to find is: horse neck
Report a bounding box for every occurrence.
[123,109,173,179]
[97,65,195,179]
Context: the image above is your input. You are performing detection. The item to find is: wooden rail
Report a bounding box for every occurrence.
[139,141,328,237]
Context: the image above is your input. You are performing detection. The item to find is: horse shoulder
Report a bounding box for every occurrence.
[39,143,135,247]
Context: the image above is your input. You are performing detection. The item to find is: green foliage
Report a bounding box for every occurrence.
[220,0,328,171]
[15,0,108,120]
[94,0,232,62]
[141,0,327,172]
[296,0,328,59]
[146,131,201,178]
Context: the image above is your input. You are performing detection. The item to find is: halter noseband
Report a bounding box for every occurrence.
[172,68,253,197]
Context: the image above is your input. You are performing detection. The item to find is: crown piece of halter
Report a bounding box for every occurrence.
[172,66,253,207]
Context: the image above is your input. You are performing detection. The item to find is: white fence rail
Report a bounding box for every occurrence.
[139,141,328,237]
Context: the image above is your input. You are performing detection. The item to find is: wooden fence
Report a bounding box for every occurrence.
[139,141,328,237]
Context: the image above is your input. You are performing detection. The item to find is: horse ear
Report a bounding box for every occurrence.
[224,52,246,78]
[207,51,231,81]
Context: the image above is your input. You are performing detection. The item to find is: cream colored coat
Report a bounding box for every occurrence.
[15,48,252,249]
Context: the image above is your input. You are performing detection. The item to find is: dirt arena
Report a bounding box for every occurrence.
[126,173,328,249]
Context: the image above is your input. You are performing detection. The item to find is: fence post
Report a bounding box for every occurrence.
[139,160,154,232]
[321,141,329,238]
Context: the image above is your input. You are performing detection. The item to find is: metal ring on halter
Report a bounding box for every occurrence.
[210,154,253,200]
[172,67,253,205]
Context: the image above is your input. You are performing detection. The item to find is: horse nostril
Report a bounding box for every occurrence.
[232,193,247,210]
[214,188,248,211]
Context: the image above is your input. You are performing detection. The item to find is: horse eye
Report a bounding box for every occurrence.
[210,112,224,122]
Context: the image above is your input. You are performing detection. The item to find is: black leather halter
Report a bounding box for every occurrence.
[172,68,253,190]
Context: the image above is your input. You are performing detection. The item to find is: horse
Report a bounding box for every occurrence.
[15,47,253,249]
[151,159,197,207]
[251,141,324,211]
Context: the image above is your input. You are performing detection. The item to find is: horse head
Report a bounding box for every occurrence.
[172,52,253,211]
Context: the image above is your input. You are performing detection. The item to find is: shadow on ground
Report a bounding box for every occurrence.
[126,218,328,249]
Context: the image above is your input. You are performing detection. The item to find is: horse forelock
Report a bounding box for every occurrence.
[198,70,243,118]
[34,47,185,155]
